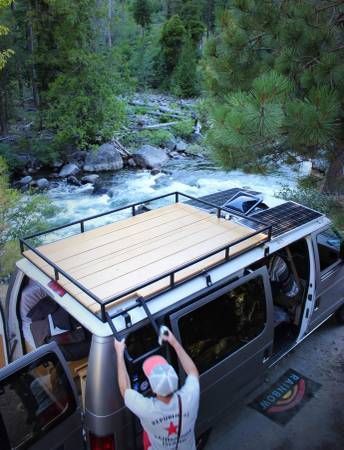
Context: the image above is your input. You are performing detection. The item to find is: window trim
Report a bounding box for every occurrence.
[170,267,271,376]
[314,227,343,278]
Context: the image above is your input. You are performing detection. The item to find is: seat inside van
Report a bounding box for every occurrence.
[19,277,90,380]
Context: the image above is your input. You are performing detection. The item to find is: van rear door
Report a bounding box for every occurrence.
[0,304,8,369]
[0,342,84,450]
[170,267,274,434]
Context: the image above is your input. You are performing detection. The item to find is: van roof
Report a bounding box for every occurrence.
[18,190,329,337]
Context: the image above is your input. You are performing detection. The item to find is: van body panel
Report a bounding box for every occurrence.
[5,268,25,361]
[170,267,274,434]
[0,342,84,450]
[310,228,344,329]
[0,303,8,368]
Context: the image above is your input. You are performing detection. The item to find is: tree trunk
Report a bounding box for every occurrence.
[107,0,112,48]
[322,144,344,194]
[28,1,40,109]
[0,88,8,136]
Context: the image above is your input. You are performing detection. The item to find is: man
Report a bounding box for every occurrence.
[114,327,200,450]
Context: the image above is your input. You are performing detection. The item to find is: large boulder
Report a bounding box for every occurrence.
[18,175,33,186]
[35,178,50,190]
[81,174,100,184]
[58,163,80,177]
[83,143,123,172]
[133,145,169,169]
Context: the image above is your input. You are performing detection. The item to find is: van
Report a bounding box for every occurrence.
[1,188,343,450]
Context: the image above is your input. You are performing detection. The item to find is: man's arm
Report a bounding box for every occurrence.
[114,338,131,398]
[162,329,199,378]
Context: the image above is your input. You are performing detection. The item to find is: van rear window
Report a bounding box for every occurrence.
[0,353,77,450]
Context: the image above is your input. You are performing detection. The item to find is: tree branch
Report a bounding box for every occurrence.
[316,1,344,13]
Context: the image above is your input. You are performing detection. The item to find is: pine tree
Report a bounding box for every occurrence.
[133,0,152,34]
[0,0,13,71]
[171,37,199,97]
[204,0,344,193]
[160,15,186,74]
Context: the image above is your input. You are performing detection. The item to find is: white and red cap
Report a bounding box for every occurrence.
[142,355,178,396]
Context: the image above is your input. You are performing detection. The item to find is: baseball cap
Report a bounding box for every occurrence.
[142,355,178,396]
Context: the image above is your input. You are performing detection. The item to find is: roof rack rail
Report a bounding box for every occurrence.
[19,191,272,323]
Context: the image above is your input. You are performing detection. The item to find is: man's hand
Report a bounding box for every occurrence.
[114,337,126,355]
[114,337,130,398]
[160,326,199,378]
[160,326,177,346]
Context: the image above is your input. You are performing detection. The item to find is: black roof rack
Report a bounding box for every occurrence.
[19,191,271,325]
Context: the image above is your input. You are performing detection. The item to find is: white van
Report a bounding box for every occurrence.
[0,188,343,450]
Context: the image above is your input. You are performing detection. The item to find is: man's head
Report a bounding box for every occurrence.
[143,355,178,397]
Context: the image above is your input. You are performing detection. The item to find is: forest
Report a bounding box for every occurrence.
[0,0,343,275]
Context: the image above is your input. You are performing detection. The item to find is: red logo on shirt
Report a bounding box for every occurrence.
[165,421,178,436]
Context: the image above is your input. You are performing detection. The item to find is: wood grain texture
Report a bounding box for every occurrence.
[24,203,266,313]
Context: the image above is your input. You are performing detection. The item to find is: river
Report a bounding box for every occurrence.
[47,156,310,236]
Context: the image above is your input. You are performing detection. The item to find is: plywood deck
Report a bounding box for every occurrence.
[24,203,267,313]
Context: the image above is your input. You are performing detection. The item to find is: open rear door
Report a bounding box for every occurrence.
[0,304,8,369]
[0,342,84,450]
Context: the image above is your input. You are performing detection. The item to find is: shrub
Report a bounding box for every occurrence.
[172,119,194,139]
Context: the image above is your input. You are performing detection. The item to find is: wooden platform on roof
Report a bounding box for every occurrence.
[23,203,267,314]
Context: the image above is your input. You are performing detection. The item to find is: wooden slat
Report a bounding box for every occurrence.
[34,204,188,261]
[23,203,267,314]
[25,210,209,273]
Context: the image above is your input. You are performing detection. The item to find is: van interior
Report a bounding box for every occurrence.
[268,238,310,356]
[17,277,91,403]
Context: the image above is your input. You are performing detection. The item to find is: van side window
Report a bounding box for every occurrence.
[0,352,77,450]
[178,276,266,374]
[316,229,342,272]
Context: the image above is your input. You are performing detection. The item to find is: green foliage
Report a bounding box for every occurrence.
[180,1,205,44]
[276,185,335,216]
[172,119,194,139]
[0,0,13,70]
[122,128,174,148]
[0,157,55,275]
[203,0,344,190]
[133,0,152,30]
[171,38,200,97]
[46,52,128,150]
[160,15,186,74]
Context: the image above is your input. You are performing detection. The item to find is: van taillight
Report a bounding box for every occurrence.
[48,280,66,297]
[89,433,115,450]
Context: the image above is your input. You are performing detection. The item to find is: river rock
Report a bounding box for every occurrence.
[67,176,82,186]
[133,145,169,169]
[18,176,33,186]
[81,174,100,184]
[127,158,137,168]
[52,160,63,169]
[35,178,50,190]
[166,138,177,151]
[59,163,80,177]
[83,143,123,172]
[175,140,187,152]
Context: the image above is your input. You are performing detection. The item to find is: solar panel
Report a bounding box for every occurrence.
[252,202,323,237]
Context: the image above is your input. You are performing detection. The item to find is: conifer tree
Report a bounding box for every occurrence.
[204,0,344,193]
[133,0,152,34]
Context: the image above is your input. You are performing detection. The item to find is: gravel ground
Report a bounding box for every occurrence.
[205,316,344,450]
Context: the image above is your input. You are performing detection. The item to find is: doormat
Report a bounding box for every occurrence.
[249,369,321,426]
